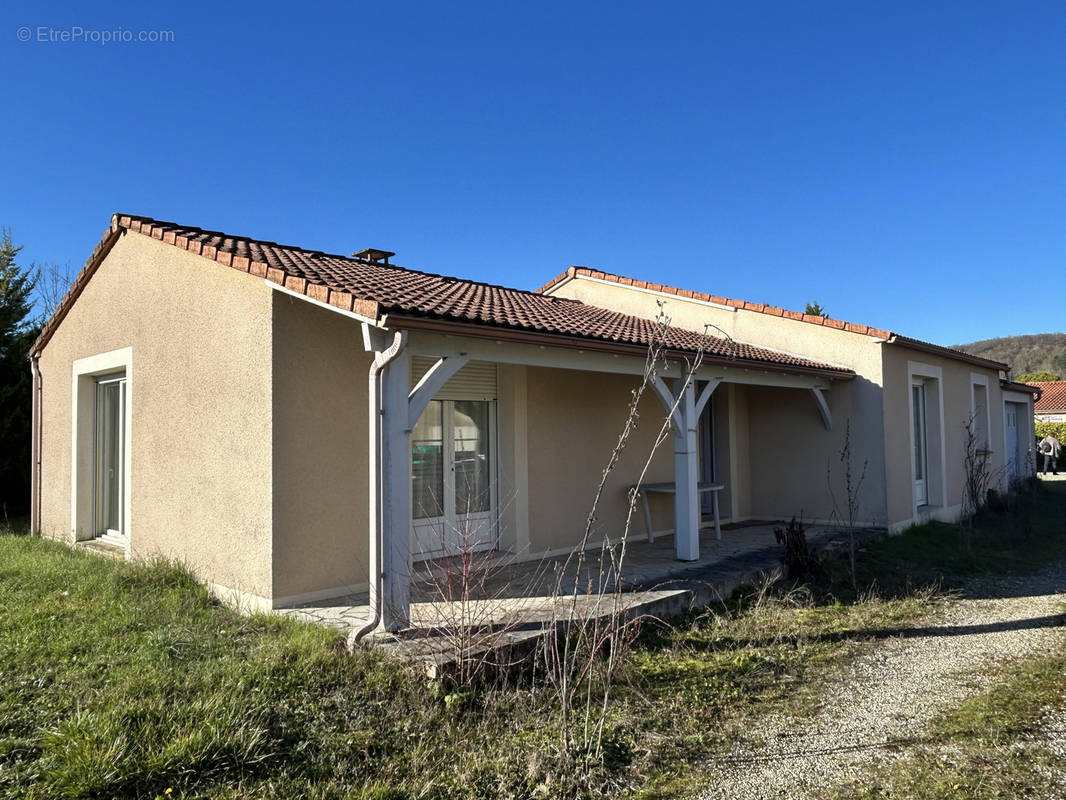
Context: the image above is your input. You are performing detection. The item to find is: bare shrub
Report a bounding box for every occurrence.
[539,304,718,769]
[409,491,545,688]
[827,418,868,590]
[961,413,994,524]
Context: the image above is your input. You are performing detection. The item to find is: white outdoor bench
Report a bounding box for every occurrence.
[630,482,724,544]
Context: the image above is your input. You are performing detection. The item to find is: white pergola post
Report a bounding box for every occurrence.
[673,377,700,561]
[651,373,720,561]
[379,352,471,632]
[380,347,412,631]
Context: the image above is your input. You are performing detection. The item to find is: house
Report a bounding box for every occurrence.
[1033,381,1066,423]
[28,214,1039,630]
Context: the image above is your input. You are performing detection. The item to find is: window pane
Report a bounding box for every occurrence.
[96,381,122,533]
[973,384,988,448]
[912,385,924,480]
[453,400,490,515]
[411,400,444,520]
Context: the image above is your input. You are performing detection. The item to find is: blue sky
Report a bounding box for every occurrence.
[2,1,1063,345]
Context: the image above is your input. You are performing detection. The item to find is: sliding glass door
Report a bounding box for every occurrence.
[912,382,928,507]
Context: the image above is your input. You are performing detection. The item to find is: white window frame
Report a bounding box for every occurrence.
[410,398,499,561]
[970,373,992,453]
[911,380,928,506]
[1002,389,1035,484]
[907,361,947,512]
[93,374,127,540]
[71,347,133,555]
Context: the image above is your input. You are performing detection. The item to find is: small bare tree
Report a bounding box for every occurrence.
[827,418,867,590]
[409,488,545,687]
[961,413,992,525]
[33,260,75,323]
[540,305,717,769]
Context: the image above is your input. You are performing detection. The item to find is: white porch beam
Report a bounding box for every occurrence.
[380,348,412,631]
[809,387,832,431]
[404,330,839,391]
[650,374,682,429]
[408,355,470,430]
[409,331,666,378]
[694,378,721,419]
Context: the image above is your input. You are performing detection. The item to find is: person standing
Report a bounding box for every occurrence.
[1039,433,1061,475]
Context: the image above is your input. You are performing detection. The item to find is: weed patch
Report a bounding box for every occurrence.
[2,483,1064,798]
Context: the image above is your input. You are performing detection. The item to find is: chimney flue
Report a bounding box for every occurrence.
[352,248,395,265]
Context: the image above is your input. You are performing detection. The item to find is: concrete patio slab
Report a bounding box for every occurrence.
[281,521,882,672]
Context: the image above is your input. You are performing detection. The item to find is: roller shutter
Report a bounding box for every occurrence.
[409,356,497,400]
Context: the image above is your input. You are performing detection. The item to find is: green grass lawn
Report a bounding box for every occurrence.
[2,481,1064,800]
[835,479,1066,596]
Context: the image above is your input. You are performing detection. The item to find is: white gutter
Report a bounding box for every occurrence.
[348,329,407,647]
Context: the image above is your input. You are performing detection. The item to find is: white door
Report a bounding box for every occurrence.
[1005,404,1020,484]
[411,399,497,559]
[912,382,928,506]
[94,375,127,544]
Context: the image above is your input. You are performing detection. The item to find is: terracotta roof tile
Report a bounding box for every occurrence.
[538,267,1005,370]
[32,214,854,378]
[1034,381,1066,412]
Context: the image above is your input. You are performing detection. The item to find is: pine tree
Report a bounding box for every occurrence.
[0,230,39,518]
[804,301,828,318]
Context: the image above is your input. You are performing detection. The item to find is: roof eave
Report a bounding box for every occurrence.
[382,313,856,380]
[1001,379,1042,399]
[885,335,1009,372]
[30,221,125,356]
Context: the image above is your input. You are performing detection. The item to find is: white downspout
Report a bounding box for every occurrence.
[30,353,42,534]
[348,330,407,647]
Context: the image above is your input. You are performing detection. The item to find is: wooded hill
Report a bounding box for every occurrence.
[953,333,1066,378]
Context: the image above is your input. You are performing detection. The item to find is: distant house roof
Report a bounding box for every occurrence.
[538,266,1008,372]
[32,214,854,379]
[1034,381,1066,412]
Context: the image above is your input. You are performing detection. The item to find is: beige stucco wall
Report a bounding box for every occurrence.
[745,381,875,522]
[525,366,677,551]
[548,277,890,525]
[881,344,1010,527]
[495,363,530,555]
[725,384,752,519]
[548,277,883,374]
[39,239,1016,609]
[271,293,372,603]
[37,231,274,599]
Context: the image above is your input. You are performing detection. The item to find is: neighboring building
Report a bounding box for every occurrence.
[29,214,1040,628]
[1033,381,1066,423]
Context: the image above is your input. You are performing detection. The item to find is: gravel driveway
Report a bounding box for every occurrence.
[696,563,1066,800]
